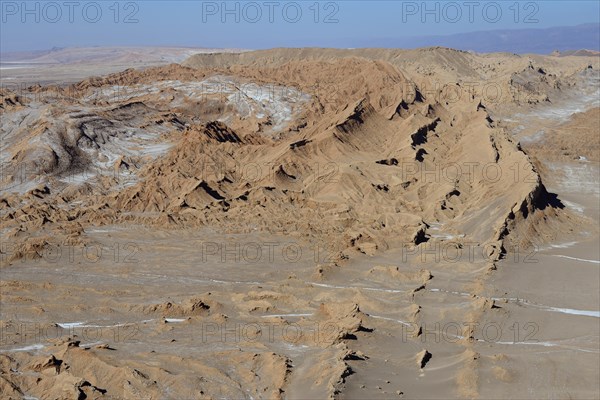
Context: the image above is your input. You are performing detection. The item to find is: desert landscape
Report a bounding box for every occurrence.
[1,42,599,400]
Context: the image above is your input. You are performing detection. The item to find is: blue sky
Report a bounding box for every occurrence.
[1,1,599,52]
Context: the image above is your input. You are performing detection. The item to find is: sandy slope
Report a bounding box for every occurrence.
[1,47,599,399]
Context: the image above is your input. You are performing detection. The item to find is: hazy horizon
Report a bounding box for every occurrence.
[1,1,599,53]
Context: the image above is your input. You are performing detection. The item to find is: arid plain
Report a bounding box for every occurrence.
[1,47,599,399]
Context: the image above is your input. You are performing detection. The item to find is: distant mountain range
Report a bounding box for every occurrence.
[358,23,600,54]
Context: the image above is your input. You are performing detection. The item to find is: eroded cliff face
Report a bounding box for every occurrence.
[3,52,586,262]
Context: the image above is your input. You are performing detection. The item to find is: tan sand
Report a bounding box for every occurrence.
[1,47,598,399]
